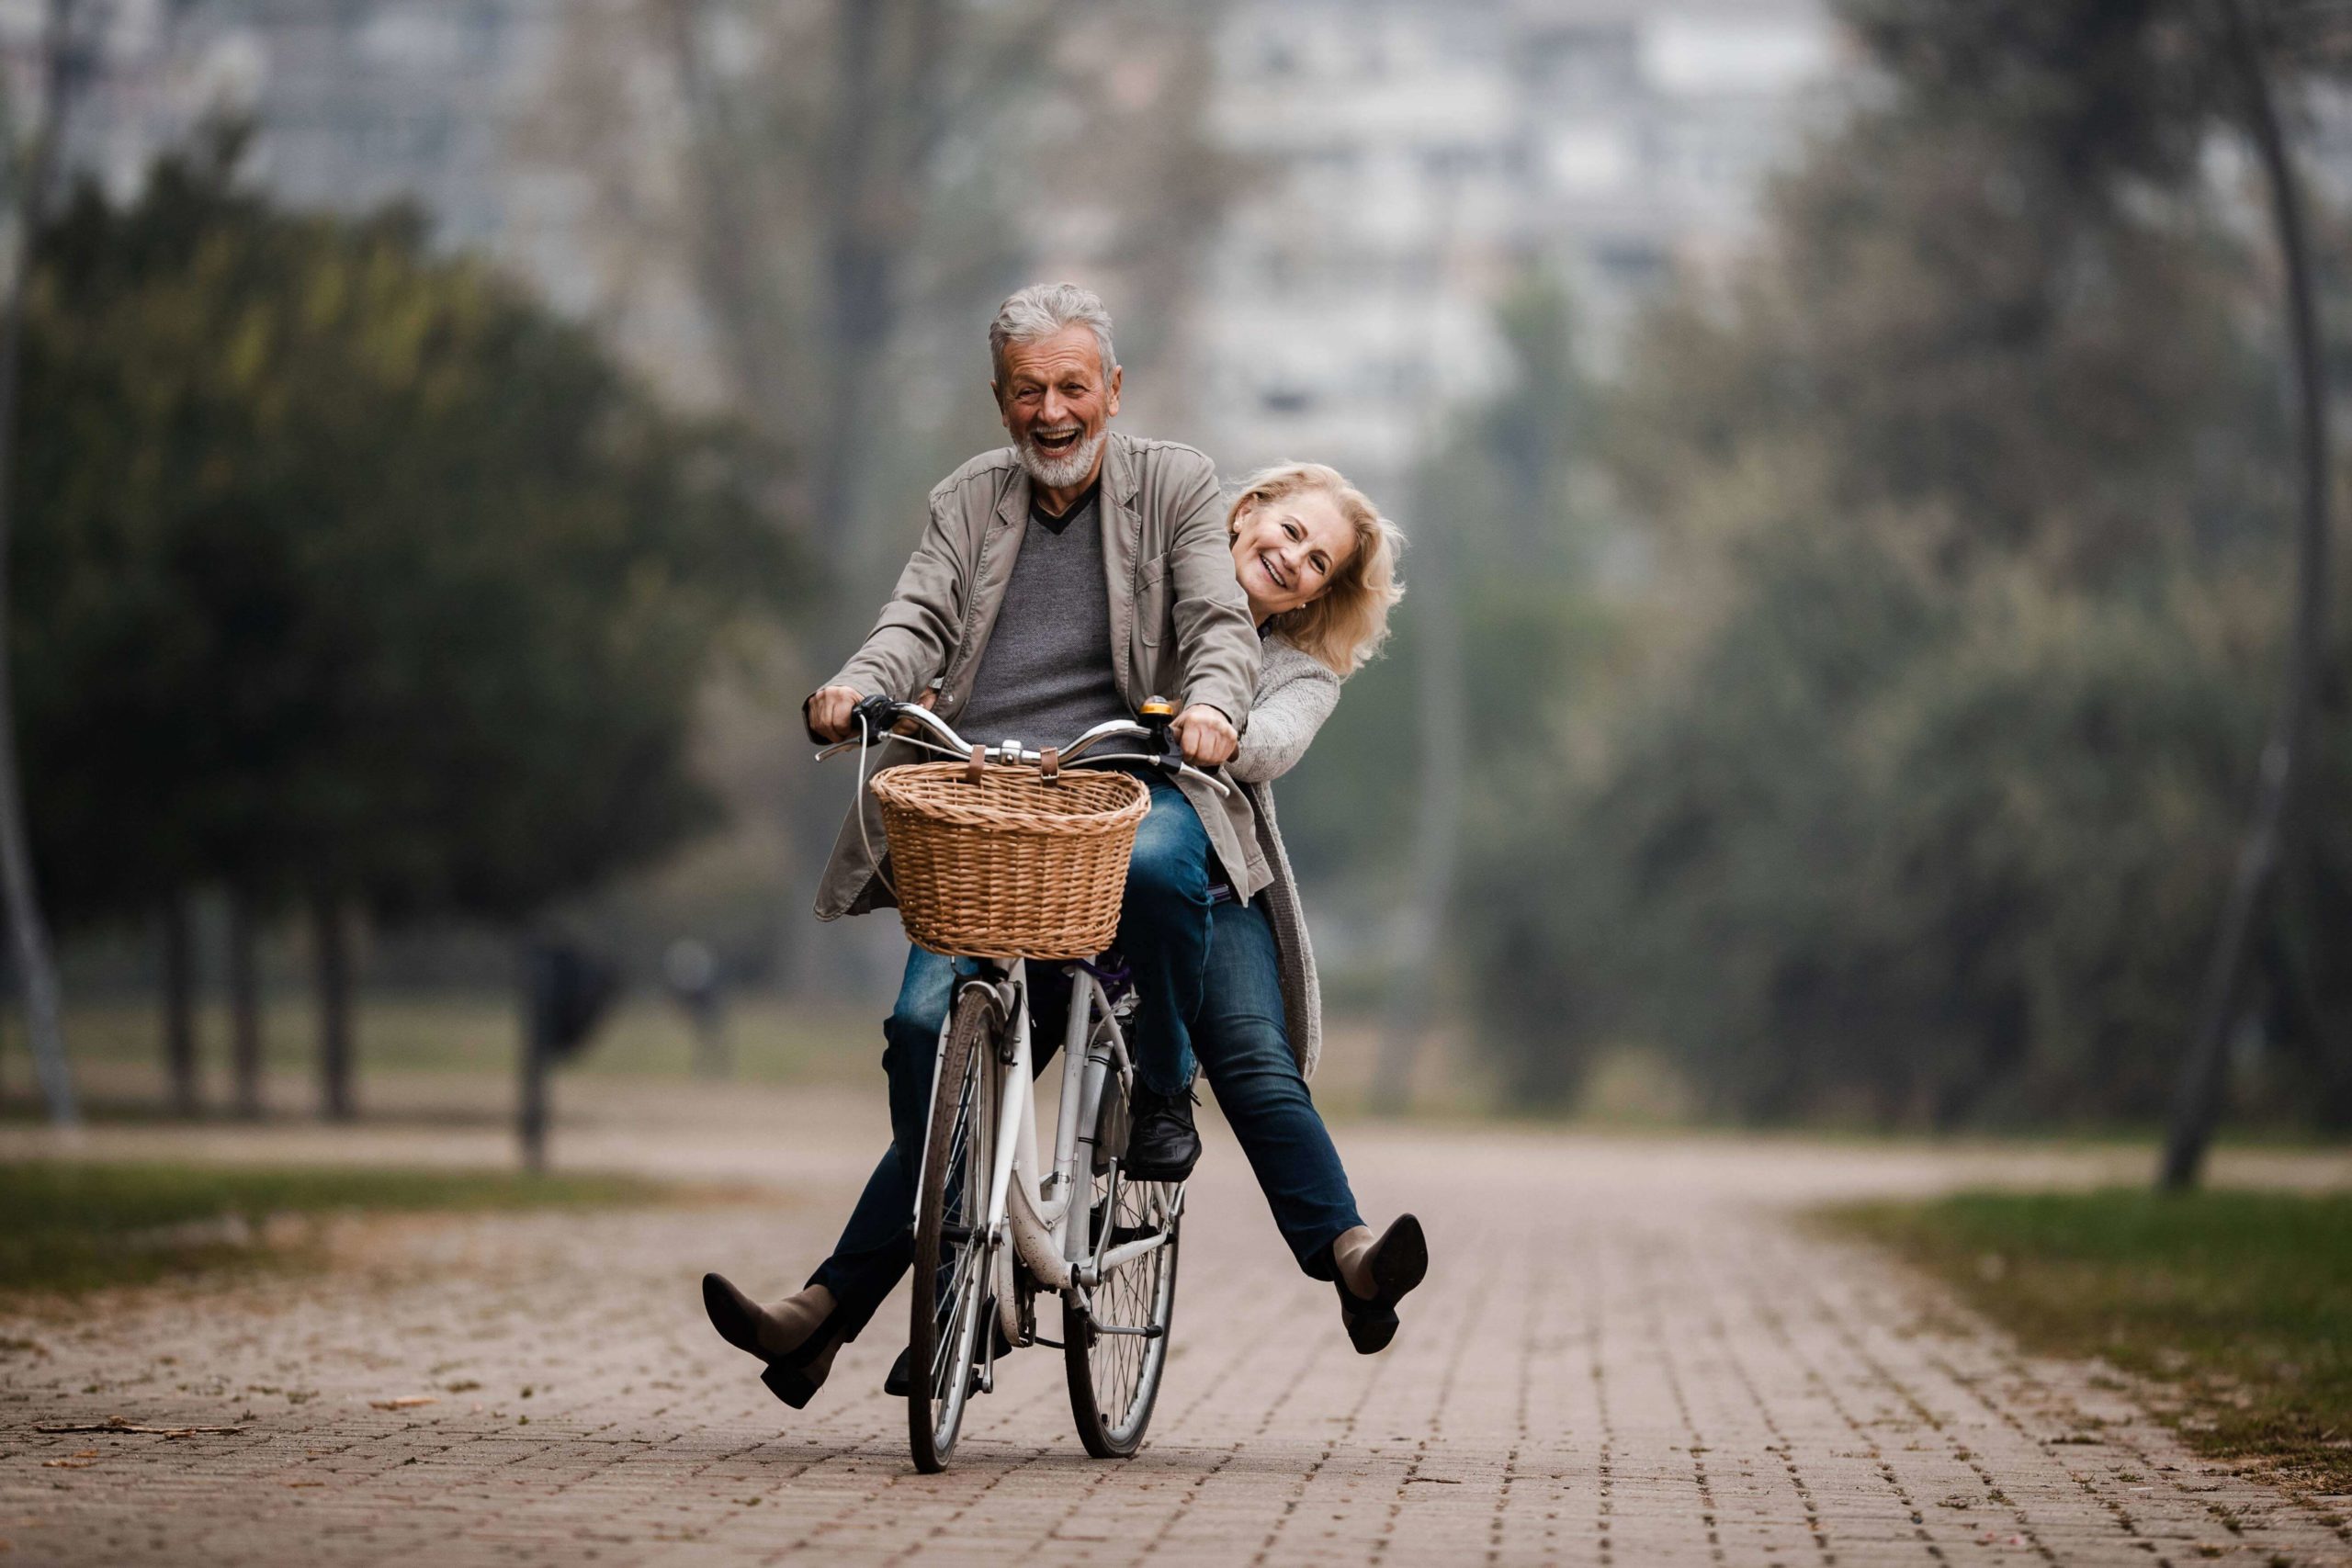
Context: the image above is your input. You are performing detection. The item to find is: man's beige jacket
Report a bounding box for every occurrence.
[813,432,1263,921]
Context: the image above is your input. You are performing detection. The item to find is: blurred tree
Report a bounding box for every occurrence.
[1832,0,2342,1166]
[14,131,796,1116]
[0,0,83,1127]
[1383,281,1610,1109]
[1463,0,2352,1128]
[2160,0,2335,1188]
[1286,276,1617,1104]
[517,0,1234,995]
[526,0,1228,528]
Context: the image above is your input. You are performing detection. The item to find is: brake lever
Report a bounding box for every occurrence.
[1068,752,1234,798]
[1173,759,1235,798]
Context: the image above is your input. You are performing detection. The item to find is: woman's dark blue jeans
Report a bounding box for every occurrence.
[1191,897,1363,1279]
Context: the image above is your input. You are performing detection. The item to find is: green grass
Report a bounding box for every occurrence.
[0,993,881,1119]
[0,1160,677,1295]
[28,992,877,1079]
[1829,1189,2352,1494]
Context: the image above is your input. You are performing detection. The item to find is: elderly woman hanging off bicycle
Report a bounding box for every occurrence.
[699,281,1423,1414]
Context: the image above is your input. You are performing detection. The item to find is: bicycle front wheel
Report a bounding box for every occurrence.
[1064,1090,1182,1458]
[909,985,999,1472]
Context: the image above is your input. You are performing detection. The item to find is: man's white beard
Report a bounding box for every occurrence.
[1017,427,1106,491]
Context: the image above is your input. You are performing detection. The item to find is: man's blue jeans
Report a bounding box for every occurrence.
[809,770,1214,1340]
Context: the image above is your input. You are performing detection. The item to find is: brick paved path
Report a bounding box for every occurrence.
[3,1087,2349,1566]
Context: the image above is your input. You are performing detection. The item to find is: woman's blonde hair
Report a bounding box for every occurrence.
[1227,462,1406,675]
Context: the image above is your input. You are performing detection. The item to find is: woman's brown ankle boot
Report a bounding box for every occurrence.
[702,1274,842,1409]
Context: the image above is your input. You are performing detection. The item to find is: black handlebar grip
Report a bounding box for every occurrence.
[851,694,901,730]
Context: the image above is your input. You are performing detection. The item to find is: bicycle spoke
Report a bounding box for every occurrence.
[1087,1174,1167,1427]
[932,1246,978,1391]
[934,1058,987,1399]
[911,989,998,1472]
[1060,1034,1182,1455]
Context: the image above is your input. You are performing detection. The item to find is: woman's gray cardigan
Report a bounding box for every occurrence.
[1229,636,1343,1081]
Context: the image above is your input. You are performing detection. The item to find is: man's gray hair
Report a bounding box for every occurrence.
[989,282,1118,387]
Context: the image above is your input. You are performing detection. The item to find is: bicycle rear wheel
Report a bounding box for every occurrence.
[909,985,999,1472]
[1064,1072,1182,1458]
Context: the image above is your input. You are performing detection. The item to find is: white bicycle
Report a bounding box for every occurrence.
[823,694,1229,1472]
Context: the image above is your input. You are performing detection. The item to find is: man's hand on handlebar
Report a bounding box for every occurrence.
[807,685,941,746]
[805,685,865,744]
[1170,705,1238,769]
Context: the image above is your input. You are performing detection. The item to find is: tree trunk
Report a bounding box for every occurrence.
[2161,0,2333,1190]
[814,0,945,555]
[312,895,354,1122]
[658,0,802,441]
[0,0,80,1128]
[1372,512,1464,1115]
[518,940,548,1173]
[160,898,198,1117]
[2262,919,2352,1130]
[228,894,264,1120]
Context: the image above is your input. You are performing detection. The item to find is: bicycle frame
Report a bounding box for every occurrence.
[914,958,1178,1358]
[821,695,1194,1406]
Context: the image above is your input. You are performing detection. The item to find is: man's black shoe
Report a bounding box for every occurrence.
[887,1308,1012,1396]
[1122,1080,1201,1181]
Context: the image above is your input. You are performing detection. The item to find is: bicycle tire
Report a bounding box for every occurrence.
[909,985,999,1472]
[1063,1070,1182,1458]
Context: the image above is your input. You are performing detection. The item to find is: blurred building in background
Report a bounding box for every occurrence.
[17,0,1848,500]
[17,0,729,386]
[28,1,555,251]
[1196,0,1846,497]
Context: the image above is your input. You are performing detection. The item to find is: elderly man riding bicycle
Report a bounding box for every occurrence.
[701,282,1426,1432]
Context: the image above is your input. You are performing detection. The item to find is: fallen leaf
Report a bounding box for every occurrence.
[40,1460,94,1470]
[368,1396,438,1411]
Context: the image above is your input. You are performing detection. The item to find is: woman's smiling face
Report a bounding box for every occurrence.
[1231,488,1354,623]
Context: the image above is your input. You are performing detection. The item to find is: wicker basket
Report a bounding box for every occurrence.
[869,762,1150,960]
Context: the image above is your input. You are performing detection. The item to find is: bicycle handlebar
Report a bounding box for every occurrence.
[819,695,1232,798]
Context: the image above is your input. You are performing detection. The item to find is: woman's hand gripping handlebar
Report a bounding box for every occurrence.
[814,695,1232,798]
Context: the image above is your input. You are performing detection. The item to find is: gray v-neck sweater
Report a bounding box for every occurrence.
[953,489,1130,750]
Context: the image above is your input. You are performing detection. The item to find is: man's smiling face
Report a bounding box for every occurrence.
[994,324,1122,495]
